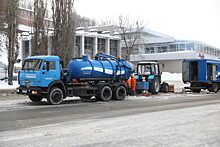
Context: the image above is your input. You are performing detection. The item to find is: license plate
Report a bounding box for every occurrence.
[22,90,27,93]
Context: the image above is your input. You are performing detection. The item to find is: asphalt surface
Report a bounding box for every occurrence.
[0,93,220,146]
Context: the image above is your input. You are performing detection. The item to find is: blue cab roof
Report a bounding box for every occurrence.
[25,55,60,61]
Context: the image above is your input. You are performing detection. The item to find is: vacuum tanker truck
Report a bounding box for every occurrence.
[16,53,133,105]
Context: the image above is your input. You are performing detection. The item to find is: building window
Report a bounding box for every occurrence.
[179,43,185,51]
[110,40,117,57]
[98,38,105,53]
[169,44,177,52]
[186,43,194,51]
[24,40,29,58]
[157,46,168,53]
[84,37,93,59]
[145,47,154,54]
[74,36,80,57]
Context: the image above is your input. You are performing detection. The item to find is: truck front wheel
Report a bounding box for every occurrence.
[47,87,64,105]
[29,95,43,102]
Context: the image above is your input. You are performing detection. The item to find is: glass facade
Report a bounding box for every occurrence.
[138,41,220,57]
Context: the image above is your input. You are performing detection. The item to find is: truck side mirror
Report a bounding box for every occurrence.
[16,59,21,63]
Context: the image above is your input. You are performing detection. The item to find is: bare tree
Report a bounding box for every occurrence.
[75,13,97,29]
[32,0,48,55]
[5,0,19,85]
[0,2,7,54]
[116,15,145,61]
[51,0,75,67]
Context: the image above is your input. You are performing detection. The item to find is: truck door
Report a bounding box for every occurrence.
[190,61,198,82]
[207,63,212,81]
[41,60,60,87]
[182,61,190,82]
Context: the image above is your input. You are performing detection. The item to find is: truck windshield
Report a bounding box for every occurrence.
[22,59,42,71]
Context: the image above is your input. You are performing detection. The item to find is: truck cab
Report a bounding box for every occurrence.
[17,56,65,104]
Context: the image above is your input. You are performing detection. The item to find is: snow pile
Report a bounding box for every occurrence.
[0,81,19,90]
[161,72,182,81]
[161,72,187,93]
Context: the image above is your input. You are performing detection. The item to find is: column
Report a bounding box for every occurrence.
[93,36,98,57]
[29,39,32,56]
[105,38,110,55]
[117,40,121,58]
[80,35,85,56]
[47,36,52,55]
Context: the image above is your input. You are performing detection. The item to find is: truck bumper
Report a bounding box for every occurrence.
[16,86,45,96]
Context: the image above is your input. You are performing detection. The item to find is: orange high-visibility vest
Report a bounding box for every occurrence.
[131,76,136,92]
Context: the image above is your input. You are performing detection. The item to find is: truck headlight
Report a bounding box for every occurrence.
[32,91,38,95]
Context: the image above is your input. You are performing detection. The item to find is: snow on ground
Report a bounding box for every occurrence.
[0,81,19,90]
[0,92,218,113]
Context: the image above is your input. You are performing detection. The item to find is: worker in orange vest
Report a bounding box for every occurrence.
[131,74,136,95]
[127,77,131,95]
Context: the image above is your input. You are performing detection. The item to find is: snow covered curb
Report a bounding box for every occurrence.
[0,81,19,90]
[0,81,18,96]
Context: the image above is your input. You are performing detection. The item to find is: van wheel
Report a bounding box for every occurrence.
[47,87,63,105]
[97,85,112,101]
[113,86,127,100]
[209,83,219,93]
[29,95,43,102]
[149,77,160,94]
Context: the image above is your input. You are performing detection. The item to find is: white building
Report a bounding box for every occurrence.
[127,29,220,73]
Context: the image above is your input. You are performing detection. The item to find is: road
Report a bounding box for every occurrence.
[0,93,220,146]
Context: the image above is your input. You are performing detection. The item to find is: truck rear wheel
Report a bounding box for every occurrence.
[149,77,160,94]
[29,95,43,102]
[47,87,64,105]
[113,86,127,100]
[97,85,112,101]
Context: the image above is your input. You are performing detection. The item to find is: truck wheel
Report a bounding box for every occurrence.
[29,95,43,102]
[161,82,169,93]
[113,86,127,100]
[47,87,63,105]
[149,77,160,94]
[98,85,112,101]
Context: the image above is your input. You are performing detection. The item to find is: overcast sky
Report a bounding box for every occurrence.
[75,0,220,48]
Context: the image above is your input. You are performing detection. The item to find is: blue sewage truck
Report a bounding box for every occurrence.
[17,53,132,104]
[183,59,220,93]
